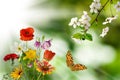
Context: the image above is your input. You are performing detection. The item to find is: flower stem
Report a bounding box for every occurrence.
[37,73,42,80]
[26,41,28,49]
[43,75,45,80]
[91,0,110,25]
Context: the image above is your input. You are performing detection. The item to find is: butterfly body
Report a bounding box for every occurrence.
[66,50,87,71]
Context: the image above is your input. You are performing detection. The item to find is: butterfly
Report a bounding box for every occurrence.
[66,50,87,71]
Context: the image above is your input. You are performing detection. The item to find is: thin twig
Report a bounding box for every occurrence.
[91,0,110,25]
[110,0,113,16]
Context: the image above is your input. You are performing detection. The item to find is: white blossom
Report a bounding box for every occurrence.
[10,42,21,53]
[102,15,118,25]
[81,11,91,21]
[94,0,100,2]
[90,0,101,13]
[100,27,109,38]
[10,42,27,55]
[114,1,120,12]
[79,11,91,30]
[69,17,80,28]
[69,11,91,30]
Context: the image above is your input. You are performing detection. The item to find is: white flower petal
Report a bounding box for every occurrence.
[102,22,108,25]
[100,27,109,38]
[90,0,101,13]
[73,24,77,28]
[114,1,120,12]
[103,15,117,25]
[78,11,91,29]
[94,0,100,2]
[69,17,79,28]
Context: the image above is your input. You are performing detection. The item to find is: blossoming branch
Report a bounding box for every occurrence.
[69,0,120,42]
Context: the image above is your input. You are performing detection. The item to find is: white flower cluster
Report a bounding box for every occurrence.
[69,11,91,30]
[101,14,117,38]
[114,1,120,12]
[90,0,101,13]
[102,15,118,25]
[69,17,80,28]
[100,27,109,38]
[79,11,91,30]
[100,15,117,38]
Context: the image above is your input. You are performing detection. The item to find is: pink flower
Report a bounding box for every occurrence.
[41,40,51,49]
[34,41,41,48]
[27,63,33,68]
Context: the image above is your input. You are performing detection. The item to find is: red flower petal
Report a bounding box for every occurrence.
[43,50,55,61]
[3,53,19,61]
[20,27,34,41]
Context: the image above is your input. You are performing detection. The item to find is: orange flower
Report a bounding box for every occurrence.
[36,60,55,75]
[20,27,34,41]
[44,50,55,61]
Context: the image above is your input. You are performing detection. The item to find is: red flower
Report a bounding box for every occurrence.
[43,50,55,61]
[20,27,34,41]
[3,53,19,61]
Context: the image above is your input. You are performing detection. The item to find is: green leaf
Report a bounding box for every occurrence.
[72,33,82,39]
[72,33,84,40]
[85,33,93,41]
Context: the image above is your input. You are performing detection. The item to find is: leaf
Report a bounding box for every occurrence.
[85,33,93,41]
[72,33,83,39]
[72,33,86,40]
[72,33,93,41]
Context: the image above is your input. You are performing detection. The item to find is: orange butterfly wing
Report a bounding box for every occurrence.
[71,64,87,71]
[66,50,87,71]
[66,50,74,67]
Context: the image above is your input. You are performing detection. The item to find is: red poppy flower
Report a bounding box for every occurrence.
[20,27,34,41]
[43,50,55,61]
[3,53,19,61]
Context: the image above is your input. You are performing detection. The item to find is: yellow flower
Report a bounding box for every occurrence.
[17,45,22,51]
[23,49,37,60]
[10,65,23,80]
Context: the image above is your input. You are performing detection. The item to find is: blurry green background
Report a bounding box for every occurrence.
[0,0,120,80]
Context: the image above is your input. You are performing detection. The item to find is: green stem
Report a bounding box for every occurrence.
[22,76,26,80]
[109,0,113,16]
[25,41,28,49]
[91,0,110,25]
[42,75,45,80]
[37,73,42,80]
[38,48,42,60]
[26,41,28,49]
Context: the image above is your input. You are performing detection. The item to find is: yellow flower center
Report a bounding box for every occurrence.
[17,46,22,51]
